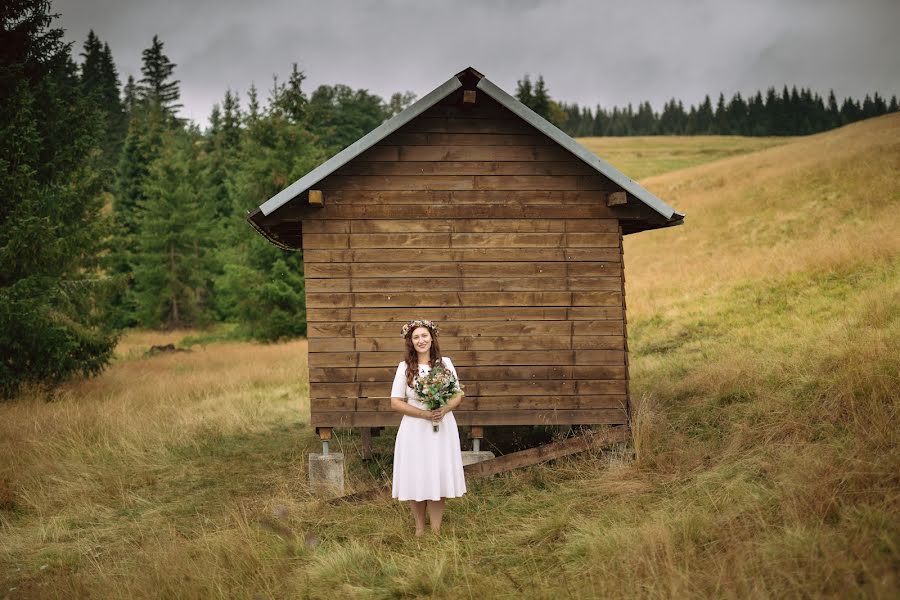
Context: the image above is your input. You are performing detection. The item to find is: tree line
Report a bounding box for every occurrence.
[516,74,899,137]
[2,0,897,398]
[1,0,415,398]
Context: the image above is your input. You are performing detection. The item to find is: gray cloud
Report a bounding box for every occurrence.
[54,0,900,126]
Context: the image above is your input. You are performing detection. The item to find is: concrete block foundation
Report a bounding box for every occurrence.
[461,451,495,467]
[309,452,345,495]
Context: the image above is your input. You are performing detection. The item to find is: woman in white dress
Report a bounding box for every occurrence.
[390,319,466,536]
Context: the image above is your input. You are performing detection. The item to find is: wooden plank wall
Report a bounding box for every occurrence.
[302,90,629,428]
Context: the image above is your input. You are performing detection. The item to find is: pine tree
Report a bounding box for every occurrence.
[1,0,117,398]
[213,78,325,339]
[714,93,728,134]
[132,129,214,328]
[137,35,182,119]
[726,93,748,135]
[827,90,840,129]
[531,75,552,121]
[79,31,126,172]
[123,74,137,114]
[515,75,534,107]
[695,95,714,134]
[246,83,260,124]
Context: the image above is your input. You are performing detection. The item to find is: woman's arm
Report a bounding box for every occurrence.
[390,396,432,419]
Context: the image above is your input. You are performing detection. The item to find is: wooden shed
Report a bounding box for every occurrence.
[247,67,683,445]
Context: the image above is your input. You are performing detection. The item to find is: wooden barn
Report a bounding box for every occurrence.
[247,67,683,448]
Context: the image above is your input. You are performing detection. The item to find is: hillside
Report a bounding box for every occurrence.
[576,134,794,180]
[1,116,898,598]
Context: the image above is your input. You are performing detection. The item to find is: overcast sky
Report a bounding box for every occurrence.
[54,0,900,127]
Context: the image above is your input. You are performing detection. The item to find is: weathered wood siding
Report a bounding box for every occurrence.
[303,90,629,427]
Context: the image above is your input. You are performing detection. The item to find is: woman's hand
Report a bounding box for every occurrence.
[431,407,450,423]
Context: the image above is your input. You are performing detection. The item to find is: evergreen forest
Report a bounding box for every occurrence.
[2,0,897,398]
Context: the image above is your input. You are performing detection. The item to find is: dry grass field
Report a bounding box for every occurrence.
[2,115,898,598]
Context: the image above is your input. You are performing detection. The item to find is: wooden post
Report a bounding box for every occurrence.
[470,425,484,452]
[318,427,332,455]
[308,189,324,206]
[360,427,373,460]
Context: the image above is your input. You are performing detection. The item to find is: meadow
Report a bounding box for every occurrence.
[1,116,898,598]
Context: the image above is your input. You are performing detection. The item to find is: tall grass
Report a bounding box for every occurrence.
[2,116,898,598]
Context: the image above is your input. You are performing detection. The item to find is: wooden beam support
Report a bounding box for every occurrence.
[360,427,373,460]
[309,189,324,206]
[317,427,332,441]
[462,90,477,104]
[606,191,627,207]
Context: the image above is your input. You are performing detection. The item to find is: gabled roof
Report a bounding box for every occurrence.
[248,67,684,248]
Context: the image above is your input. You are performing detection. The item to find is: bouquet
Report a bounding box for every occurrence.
[413,364,463,432]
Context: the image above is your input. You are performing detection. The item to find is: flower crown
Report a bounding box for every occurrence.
[401,319,439,338]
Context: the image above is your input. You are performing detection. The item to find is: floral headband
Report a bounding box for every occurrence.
[401,319,439,338]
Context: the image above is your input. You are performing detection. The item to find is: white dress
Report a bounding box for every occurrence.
[391,356,467,501]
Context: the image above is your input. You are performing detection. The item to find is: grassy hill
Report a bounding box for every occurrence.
[575,134,795,180]
[2,116,898,598]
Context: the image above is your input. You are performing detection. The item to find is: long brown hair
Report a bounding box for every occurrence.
[404,326,442,387]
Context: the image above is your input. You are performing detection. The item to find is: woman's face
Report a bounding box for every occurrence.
[411,327,432,354]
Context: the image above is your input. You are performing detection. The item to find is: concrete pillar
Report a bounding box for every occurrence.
[309,452,345,495]
[461,451,495,466]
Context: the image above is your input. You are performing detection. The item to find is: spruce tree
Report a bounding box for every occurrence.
[214,77,325,340]
[515,75,534,107]
[79,31,126,172]
[132,129,214,328]
[530,75,552,120]
[137,34,182,119]
[1,0,117,398]
[123,74,137,114]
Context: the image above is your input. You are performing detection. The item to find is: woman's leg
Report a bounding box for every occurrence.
[426,499,445,533]
[409,501,427,536]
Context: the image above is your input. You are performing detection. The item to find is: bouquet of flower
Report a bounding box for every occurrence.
[413,364,463,432]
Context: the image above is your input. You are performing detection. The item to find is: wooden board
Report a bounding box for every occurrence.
[301,218,620,234]
[285,190,612,207]
[307,319,624,338]
[305,276,623,293]
[462,427,632,478]
[354,395,626,411]
[307,350,625,368]
[320,173,611,191]
[309,364,628,383]
[304,248,622,263]
[335,160,596,177]
[305,262,622,279]
[310,378,626,399]
[306,306,624,322]
[310,409,627,427]
[302,231,623,249]
[308,335,625,353]
[305,291,622,308]
[283,204,617,220]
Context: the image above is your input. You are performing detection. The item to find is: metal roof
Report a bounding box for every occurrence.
[254,67,683,225]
